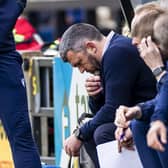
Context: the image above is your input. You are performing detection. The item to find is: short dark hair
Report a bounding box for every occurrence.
[59,23,103,62]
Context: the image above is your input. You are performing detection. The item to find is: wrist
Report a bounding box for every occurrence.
[156,70,167,82]
[134,106,142,119]
[152,66,165,78]
[73,128,84,142]
[150,120,163,127]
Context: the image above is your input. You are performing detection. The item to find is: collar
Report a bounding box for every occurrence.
[102,30,115,55]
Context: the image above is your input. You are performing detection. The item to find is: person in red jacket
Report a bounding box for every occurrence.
[14,16,43,51]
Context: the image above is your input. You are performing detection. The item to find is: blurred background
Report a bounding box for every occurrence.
[2,0,166,168]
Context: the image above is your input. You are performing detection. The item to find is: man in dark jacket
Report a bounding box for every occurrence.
[59,23,156,167]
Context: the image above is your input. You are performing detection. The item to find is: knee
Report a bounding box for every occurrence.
[94,125,106,146]
[94,123,116,146]
[130,120,149,139]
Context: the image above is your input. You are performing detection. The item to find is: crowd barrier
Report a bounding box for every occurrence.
[29,56,90,167]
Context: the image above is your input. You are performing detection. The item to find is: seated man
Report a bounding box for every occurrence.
[59,16,156,168]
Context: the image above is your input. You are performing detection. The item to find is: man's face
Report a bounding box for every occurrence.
[66,50,100,74]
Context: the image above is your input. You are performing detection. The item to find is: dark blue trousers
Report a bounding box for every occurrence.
[131,120,168,168]
[84,122,116,168]
[0,53,41,168]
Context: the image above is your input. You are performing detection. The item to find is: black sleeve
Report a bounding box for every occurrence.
[80,45,139,140]
[151,74,168,124]
[17,0,27,9]
[88,92,105,114]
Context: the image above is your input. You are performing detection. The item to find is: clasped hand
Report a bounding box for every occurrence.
[64,134,82,156]
[114,105,141,128]
[85,75,103,96]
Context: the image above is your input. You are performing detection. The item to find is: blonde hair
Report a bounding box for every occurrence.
[134,1,161,15]
[131,2,165,39]
[154,13,168,55]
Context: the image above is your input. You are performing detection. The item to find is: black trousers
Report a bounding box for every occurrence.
[83,123,117,168]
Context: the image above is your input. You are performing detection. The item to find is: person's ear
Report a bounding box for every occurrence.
[132,37,139,46]
[85,41,97,54]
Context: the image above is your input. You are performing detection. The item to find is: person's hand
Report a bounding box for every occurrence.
[115,127,125,141]
[138,36,164,71]
[115,127,134,151]
[64,135,82,156]
[120,128,134,151]
[85,75,103,96]
[147,120,167,152]
[115,127,132,142]
[114,105,142,128]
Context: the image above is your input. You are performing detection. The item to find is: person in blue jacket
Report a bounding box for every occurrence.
[114,4,168,168]
[59,22,157,167]
[140,13,168,155]
[0,1,42,168]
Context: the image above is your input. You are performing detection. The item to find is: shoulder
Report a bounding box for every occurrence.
[109,34,138,55]
[102,34,140,65]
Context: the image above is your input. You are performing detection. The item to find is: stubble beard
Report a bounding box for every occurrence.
[88,53,101,74]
